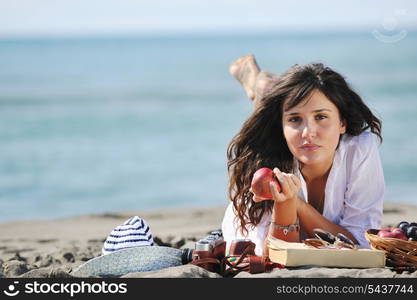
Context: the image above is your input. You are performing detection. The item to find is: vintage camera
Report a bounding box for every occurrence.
[194,230,226,259]
[185,230,226,273]
[195,230,224,251]
[181,234,267,275]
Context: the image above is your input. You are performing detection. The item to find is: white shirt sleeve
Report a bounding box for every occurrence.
[221,202,271,256]
[339,132,384,248]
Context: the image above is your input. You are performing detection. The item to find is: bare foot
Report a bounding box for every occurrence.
[229,55,261,101]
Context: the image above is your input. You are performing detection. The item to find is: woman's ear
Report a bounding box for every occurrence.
[340,120,346,134]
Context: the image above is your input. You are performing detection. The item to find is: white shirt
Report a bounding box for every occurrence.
[221,131,384,256]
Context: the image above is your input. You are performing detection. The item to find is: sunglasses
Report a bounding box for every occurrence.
[303,228,357,250]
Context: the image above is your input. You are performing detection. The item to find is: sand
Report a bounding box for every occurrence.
[0,202,416,278]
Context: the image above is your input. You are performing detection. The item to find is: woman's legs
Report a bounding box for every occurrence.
[229,55,281,108]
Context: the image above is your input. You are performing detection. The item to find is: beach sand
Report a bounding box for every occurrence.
[0,202,416,278]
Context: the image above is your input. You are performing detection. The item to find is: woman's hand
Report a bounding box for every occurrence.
[250,168,301,203]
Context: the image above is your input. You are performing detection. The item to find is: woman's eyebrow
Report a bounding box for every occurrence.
[284,108,332,115]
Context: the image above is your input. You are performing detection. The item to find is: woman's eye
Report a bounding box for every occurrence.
[315,114,327,120]
[288,117,300,122]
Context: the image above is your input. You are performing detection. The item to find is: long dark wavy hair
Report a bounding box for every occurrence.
[227,63,382,235]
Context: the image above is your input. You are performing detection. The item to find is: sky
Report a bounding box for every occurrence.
[0,0,417,37]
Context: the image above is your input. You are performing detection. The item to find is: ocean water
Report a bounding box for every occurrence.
[0,31,416,221]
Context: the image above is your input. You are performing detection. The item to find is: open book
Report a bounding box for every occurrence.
[267,236,386,268]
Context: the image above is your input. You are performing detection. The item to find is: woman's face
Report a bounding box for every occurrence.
[282,89,346,167]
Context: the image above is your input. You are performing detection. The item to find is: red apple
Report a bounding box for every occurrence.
[391,228,403,234]
[377,228,408,240]
[377,231,397,238]
[251,168,281,199]
[391,228,408,240]
[394,232,408,241]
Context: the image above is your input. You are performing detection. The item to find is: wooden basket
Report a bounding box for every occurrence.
[365,229,417,267]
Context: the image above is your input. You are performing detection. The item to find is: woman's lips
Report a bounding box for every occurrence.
[300,144,320,151]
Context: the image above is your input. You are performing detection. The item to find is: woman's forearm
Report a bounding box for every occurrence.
[269,197,299,242]
[297,198,358,244]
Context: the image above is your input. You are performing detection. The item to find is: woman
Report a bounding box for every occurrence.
[222,55,385,256]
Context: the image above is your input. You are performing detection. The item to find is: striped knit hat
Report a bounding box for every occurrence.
[102,216,154,255]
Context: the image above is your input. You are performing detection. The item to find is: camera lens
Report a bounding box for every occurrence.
[181,248,193,264]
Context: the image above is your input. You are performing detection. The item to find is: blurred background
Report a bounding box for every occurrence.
[0,0,416,221]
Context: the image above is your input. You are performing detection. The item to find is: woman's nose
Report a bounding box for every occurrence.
[301,121,317,138]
